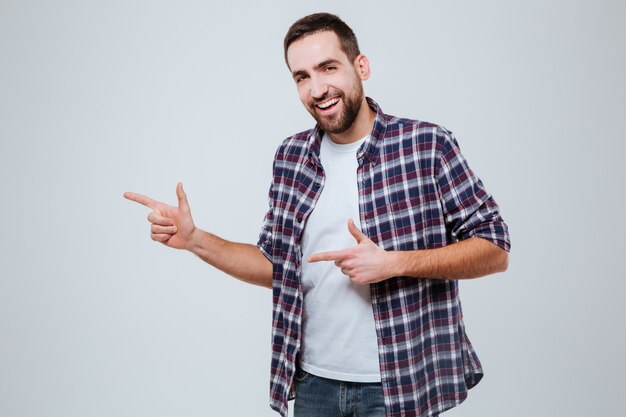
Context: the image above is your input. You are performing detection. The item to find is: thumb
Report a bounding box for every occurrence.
[347,218,367,243]
[176,182,190,211]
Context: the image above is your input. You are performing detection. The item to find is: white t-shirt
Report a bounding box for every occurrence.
[299,133,381,383]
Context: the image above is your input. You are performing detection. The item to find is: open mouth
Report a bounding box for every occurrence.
[315,97,340,112]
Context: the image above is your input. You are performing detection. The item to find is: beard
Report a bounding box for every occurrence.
[307,80,364,134]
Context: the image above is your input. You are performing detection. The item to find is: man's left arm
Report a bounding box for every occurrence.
[392,235,508,280]
[309,127,510,285]
[308,219,507,285]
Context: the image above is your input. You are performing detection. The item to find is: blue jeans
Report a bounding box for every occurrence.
[293,369,386,417]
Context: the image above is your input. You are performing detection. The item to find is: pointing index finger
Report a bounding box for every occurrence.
[123,192,158,209]
[308,248,351,263]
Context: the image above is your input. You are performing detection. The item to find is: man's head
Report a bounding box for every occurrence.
[284,13,371,138]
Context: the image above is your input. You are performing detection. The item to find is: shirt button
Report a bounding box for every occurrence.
[297,216,303,223]
[313,182,321,189]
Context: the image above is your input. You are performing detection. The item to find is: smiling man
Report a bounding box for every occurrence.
[125,13,510,417]
[288,30,371,142]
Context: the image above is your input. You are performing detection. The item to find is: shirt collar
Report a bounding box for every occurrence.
[306,97,387,166]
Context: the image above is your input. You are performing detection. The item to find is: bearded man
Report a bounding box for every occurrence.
[125,12,510,417]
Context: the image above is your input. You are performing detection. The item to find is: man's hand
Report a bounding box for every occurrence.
[123,183,196,250]
[308,219,394,285]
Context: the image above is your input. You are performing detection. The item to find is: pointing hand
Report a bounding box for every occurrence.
[123,183,196,250]
[307,219,394,284]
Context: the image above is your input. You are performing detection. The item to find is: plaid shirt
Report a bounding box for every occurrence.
[257,97,510,417]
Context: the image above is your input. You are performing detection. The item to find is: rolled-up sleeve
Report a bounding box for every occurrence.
[257,181,274,261]
[436,128,511,252]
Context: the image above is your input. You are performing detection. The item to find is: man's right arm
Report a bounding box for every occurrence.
[124,183,273,289]
[185,229,272,288]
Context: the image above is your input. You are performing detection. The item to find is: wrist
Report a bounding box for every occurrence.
[184,227,202,252]
[385,250,405,279]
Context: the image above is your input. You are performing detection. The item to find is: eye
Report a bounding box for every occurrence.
[324,66,336,72]
[295,74,308,83]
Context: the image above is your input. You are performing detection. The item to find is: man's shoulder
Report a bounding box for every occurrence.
[382,113,454,146]
[383,111,443,133]
[282,128,314,145]
[368,97,454,142]
[272,128,315,158]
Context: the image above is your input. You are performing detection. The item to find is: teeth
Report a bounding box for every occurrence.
[317,98,339,109]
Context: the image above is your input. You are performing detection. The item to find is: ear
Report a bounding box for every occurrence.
[353,54,371,81]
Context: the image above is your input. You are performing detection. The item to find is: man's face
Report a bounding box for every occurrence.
[287,31,365,134]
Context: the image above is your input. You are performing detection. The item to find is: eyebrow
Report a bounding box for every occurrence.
[291,58,342,79]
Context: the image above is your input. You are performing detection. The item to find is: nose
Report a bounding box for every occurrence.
[309,75,328,100]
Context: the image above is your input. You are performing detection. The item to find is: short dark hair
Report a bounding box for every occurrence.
[284,13,360,68]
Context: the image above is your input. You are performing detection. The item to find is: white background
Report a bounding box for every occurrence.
[1,1,625,416]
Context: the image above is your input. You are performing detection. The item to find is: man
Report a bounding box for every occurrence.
[124,13,510,417]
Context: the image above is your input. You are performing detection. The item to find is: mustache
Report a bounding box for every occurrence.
[311,90,343,105]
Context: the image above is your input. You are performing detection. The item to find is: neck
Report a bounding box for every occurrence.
[328,98,375,144]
